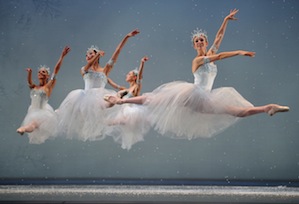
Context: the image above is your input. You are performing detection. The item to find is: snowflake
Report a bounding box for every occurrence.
[32,0,61,19]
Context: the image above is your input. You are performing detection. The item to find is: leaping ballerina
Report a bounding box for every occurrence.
[56,29,140,141]
[104,9,289,139]
[16,46,71,144]
[104,56,150,150]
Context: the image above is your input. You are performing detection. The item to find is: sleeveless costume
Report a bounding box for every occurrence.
[20,89,57,144]
[146,58,253,139]
[57,67,118,141]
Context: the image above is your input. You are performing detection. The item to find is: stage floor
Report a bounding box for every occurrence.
[1,185,299,203]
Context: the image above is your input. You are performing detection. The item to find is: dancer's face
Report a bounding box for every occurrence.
[85,50,96,62]
[126,71,137,82]
[193,35,208,50]
[38,68,49,80]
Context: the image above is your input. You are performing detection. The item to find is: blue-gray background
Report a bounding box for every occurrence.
[0,0,298,181]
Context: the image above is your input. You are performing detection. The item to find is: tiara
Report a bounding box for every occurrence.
[191,28,208,42]
[38,65,50,75]
[132,68,139,76]
[87,45,99,53]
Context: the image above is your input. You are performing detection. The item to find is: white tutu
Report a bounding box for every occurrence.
[57,69,120,141]
[145,59,253,139]
[21,89,57,144]
[57,87,118,141]
[146,81,253,139]
[105,103,150,150]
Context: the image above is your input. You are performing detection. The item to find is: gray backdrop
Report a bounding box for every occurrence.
[0,0,298,180]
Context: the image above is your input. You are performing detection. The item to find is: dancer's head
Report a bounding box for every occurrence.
[126,68,138,83]
[38,65,50,81]
[191,28,208,50]
[86,45,104,63]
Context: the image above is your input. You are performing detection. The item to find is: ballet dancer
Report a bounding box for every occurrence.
[105,56,150,150]
[17,46,70,143]
[105,10,289,139]
[57,29,140,141]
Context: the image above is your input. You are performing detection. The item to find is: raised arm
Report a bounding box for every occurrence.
[207,9,239,55]
[46,46,71,91]
[192,50,255,73]
[107,78,126,90]
[103,29,140,76]
[135,56,149,96]
[136,56,148,83]
[26,68,36,89]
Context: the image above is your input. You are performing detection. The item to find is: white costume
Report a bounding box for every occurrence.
[146,58,253,139]
[106,92,150,150]
[57,67,118,141]
[20,89,57,144]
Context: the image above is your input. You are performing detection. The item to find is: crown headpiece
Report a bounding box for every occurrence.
[38,65,50,75]
[191,28,208,42]
[87,45,100,53]
[132,68,139,76]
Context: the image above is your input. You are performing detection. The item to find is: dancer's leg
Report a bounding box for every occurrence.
[16,121,39,135]
[104,95,147,105]
[225,104,289,117]
[122,96,147,104]
[104,101,115,108]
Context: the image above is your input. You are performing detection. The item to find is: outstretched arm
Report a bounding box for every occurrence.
[26,68,36,89]
[46,46,71,91]
[107,78,126,90]
[103,29,140,76]
[208,9,239,55]
[135,56,149,96]
[192,50,255,73]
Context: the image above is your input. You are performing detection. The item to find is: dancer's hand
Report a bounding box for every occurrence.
[141,56,149,62]
[225,8,239,21]
[26,68,32,73]
[62,46,71,57]
[127,29,140,37]
[239,51,255,57]
[98,50,105,57]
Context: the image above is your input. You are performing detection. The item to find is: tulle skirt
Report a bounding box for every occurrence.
[21,104,57,144]
[57,87,119,141]
[145,81,254,139]
[105,104,150,150]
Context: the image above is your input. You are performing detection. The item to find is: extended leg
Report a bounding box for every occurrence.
[16,121,39,135]
[104,95,147,105]
[226,104,289,117]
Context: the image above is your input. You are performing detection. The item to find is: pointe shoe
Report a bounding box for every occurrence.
[16,128,25,135]
[103,95,111,102]
[103,95,123,105]
[267,104,290,116]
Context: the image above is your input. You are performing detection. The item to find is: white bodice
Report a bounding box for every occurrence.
[82,68,107,90]
[30,89,48,109]
[193,58,217,92]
